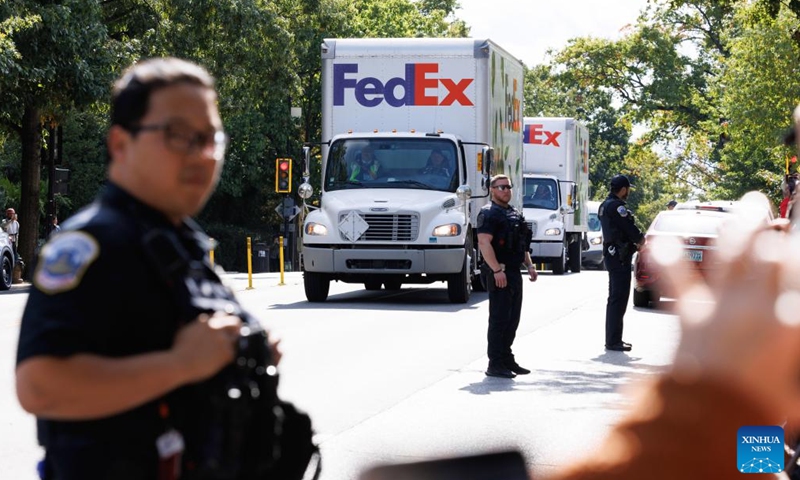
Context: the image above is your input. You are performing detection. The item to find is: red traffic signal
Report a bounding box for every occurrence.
[275,158,292,193]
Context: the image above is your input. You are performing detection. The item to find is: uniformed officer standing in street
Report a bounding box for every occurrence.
[14,58,274,479]
[477,175,537,378]
[599,174,645,352]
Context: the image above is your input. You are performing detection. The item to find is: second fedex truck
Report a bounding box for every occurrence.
[522,117,589,274]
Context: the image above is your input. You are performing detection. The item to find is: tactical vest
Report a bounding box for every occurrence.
[138,219,319,480]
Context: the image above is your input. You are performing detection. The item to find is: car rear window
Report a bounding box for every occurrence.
[651,213,728,235]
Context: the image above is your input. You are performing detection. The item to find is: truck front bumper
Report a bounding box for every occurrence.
[530,241,563,258]
[302,246,465,274]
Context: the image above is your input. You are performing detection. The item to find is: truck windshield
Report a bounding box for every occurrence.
[324,138,459,193]
[523,178,558,210]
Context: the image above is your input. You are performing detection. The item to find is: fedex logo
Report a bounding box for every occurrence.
[333,63,474,108]
[524,124,561,146]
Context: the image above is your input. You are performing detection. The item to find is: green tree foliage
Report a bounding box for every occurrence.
[0,0,115,270]
[715,3,800,201]
[526,0,800,228]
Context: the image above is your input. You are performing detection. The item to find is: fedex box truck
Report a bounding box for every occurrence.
[299,38,524,303]
[522,117,589,274]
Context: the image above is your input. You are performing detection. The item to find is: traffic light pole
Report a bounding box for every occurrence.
[280,194,289,285]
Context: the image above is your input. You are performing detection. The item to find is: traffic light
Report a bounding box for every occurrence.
[276,158,292,193]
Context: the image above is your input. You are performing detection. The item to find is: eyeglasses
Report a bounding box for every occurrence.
[492,185,513,191]
[128,122,228,161]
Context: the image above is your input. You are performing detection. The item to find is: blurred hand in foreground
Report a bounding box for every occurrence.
[652,191,800,422]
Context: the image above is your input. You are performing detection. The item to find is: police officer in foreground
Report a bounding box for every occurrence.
[477,175,537,378]
[599,174,645,352]
[15,58,283,479]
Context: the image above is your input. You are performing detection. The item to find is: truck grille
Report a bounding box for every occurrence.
[527,221,537,237]
[339,213,420,241]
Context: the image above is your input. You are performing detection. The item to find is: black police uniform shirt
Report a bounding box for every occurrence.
[476,201,526,268]
[598,193,644,260]
[16,182,244,462]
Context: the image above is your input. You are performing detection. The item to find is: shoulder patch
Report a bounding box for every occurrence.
[617,205,628,217]
[34,231,100,294]
[476,211,485,228]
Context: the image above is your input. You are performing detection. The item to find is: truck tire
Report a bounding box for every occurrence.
[468,234,485,292]
[447,254,471,303]
[384,279,402,290]
[568,240,582,273]
[364,280,382,291]
[0,254,11,290]
[304,271,330,302]
[632,288,650,308]
[552,243,567,275]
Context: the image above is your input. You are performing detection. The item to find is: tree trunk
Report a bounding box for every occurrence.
[20,105,42,281]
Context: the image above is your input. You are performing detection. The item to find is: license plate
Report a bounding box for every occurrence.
[684,250,703,262]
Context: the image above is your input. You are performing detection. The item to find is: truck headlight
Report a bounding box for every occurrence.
[590,236,603,245]
[432,224,462,237]
[305,223,328,236]
[544,228,561,236]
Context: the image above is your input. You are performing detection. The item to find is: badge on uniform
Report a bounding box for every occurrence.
[34,231,100,294]
[617,205,628,217]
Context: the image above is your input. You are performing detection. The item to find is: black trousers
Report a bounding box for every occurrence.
[604,256,632,346]
[487,270,523,365]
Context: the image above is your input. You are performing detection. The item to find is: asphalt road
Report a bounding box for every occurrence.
[0,268,681,480]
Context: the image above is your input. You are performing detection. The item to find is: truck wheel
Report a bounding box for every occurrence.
[568,240,581,273]
[447,254,471,303]
[304,271,330,302]
[384,279,402,290]
[632,288,650,308]
[552,244,567,275]
[364,280,382,291]
[468,235,485,292]
[0,254,11,290]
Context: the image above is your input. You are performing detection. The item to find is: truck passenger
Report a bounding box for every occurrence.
[349,146,382,181]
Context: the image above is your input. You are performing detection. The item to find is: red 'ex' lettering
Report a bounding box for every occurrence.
[440,78,474,106]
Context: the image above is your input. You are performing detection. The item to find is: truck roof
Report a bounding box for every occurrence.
[322,38,522,62]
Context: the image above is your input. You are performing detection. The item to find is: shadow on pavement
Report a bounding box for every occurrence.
[268,288,489,313]
[459,357,669,398]
[0,284,31,296]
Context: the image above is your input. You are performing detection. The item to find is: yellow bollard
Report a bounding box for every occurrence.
[246,237,253,290]
[278,235,285,286]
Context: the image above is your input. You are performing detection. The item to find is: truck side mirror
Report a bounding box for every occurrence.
[481,146,493,191]
[299,145,314,200]
[302,145,311,180]
[572,184,578,209]
[482,146,493,175]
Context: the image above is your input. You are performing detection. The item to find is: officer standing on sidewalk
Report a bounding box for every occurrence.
[599,174,644,352]
[477,174,537,378]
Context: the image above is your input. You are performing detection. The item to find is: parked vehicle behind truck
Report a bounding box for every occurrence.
[521,117,589,274]
[582,201,604,269]
[299,38,524,303]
